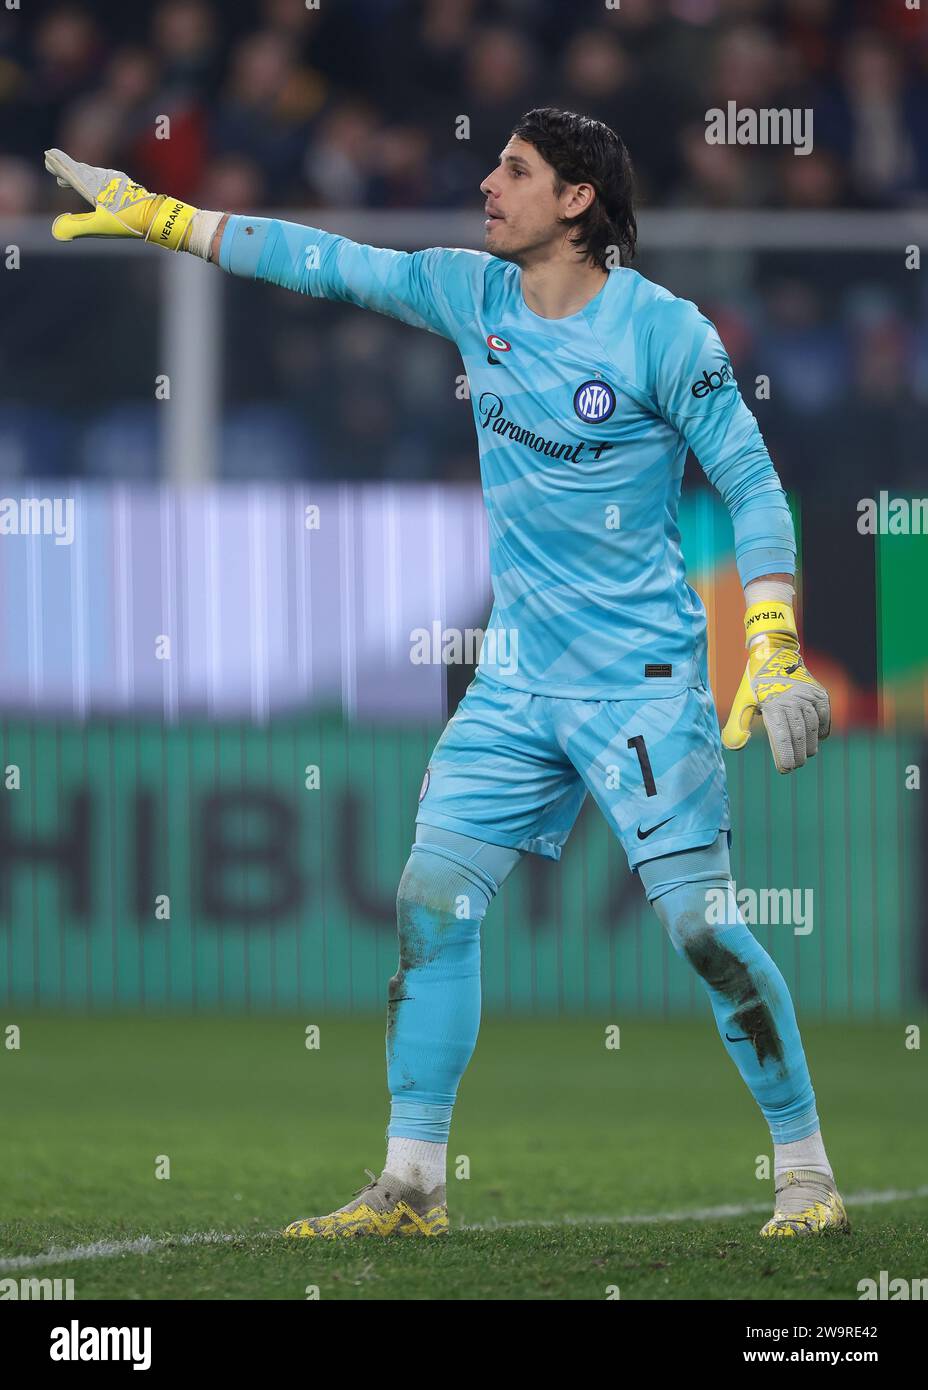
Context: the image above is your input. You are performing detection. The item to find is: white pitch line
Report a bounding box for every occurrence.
[2,1185,926,1271]
[0,1231,238,1272]
[461,1184,928,1232]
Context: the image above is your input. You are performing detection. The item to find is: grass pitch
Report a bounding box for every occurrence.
[1,1015,925,1300]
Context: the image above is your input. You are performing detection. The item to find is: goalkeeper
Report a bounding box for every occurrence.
[45,125,843,1242]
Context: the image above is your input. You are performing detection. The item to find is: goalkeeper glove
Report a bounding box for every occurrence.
[721,597,831,773]
[45,148,199,251]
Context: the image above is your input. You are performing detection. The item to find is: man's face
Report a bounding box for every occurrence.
[480,137,580,264]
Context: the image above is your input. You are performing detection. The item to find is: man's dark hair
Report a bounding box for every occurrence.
[509,107,637,269]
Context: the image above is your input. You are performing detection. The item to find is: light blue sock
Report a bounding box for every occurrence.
[386,827,521,1143]
[640,839,820,1144]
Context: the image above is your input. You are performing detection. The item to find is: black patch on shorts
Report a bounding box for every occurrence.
[645,663,672,678]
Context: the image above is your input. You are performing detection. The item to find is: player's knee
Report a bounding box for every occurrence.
[653,878,770,993]
[396,844,496,919]
[653,895,712,966]
[651,877,732,953]
[641,834,739,954]
[395,844,497,961]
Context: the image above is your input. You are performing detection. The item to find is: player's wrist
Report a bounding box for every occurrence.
[142,194,199,252]
[743,578,797,650]
[742,598,798,650]
[186,208,225,260]
[744,577,795,606]
[140,200,223,258]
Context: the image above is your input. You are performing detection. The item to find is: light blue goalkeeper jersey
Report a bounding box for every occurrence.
[220,217,795,699]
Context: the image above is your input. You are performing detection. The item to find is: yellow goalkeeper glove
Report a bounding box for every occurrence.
[721,599,831,773]
[45,148,198,251]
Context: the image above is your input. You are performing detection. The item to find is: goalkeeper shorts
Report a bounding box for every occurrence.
[415,670,731,869]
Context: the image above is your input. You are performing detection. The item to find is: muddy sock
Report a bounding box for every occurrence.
[385,1136,447,1192]
[385,843,496,1147]
[652,877,820,1145]
[773,1130,832,1180]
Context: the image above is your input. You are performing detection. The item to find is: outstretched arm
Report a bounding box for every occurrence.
[207,211,478,339]
[45,150,480,342]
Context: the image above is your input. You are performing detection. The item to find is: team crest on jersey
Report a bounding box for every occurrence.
[573,379,616,423]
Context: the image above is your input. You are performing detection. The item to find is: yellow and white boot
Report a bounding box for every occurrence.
[284,1168,449,1240]
[759,1168,850,1237]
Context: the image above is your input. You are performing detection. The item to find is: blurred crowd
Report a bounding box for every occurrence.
[1,0,928,216]
[1,0,926,493]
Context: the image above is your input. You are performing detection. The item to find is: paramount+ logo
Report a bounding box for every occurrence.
[690,361,734,399]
